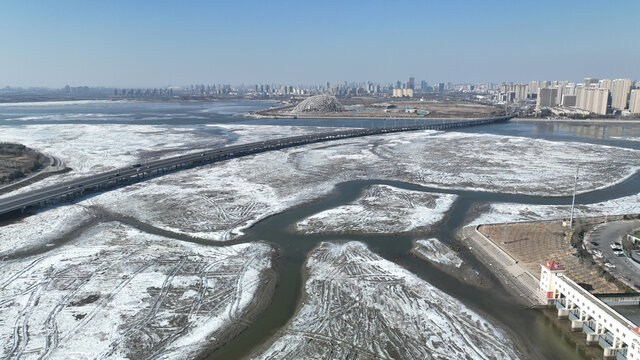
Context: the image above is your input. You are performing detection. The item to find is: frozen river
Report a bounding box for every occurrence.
[2,100,640,359]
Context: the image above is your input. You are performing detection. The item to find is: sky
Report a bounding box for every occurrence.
[1,0,639,88]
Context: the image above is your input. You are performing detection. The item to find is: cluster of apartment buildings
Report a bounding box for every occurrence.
[498,78,640,116]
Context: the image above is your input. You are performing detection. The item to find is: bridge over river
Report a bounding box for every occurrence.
[0,114,514,218]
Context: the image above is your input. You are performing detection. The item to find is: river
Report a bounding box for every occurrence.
[2,100,640,359]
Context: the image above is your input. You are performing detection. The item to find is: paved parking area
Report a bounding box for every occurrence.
[585,220,640,290]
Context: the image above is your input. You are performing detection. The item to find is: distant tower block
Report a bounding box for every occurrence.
[539,260,566,303]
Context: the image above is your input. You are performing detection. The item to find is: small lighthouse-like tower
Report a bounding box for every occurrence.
[539,260,565,304]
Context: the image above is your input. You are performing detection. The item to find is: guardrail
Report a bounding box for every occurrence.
[0,114,514,217]
[596,293,640,306]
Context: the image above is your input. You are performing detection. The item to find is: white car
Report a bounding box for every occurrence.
[593,250,603,258]
[604,263,616,269]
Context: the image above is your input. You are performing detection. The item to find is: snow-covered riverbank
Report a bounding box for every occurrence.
[0,222,276,359]
[252,241,522,359]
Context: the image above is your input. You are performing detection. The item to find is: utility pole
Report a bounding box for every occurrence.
[569,167,579,228]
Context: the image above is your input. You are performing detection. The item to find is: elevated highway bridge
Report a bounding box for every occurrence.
[0,114,514,218]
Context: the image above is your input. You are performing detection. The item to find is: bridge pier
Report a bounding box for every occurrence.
[586,332,599,345]
[558,308,569,319]
[571,319,583,331]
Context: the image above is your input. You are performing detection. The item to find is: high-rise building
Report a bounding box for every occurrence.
[562,94,577,107]
[575,88,609,115]
[611,78,632,110]
[420,80,428,91]
[598,79,612,90]
[584,77,599,87]
[514,84,528,101]
[528,80,549,98]
[392,88,414,97]
[537,88,558,108]
[629,90,640,114]
[437,83,445,92]
[407,77,415,90]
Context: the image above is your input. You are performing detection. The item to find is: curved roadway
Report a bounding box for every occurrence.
[0,115,514,217]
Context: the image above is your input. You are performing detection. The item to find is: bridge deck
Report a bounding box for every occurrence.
[0,115,514,217]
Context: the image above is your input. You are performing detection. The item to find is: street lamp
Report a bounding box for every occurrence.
[569,167,579,228]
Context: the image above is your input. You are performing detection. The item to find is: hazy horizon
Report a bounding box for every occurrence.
[2,0,639,88]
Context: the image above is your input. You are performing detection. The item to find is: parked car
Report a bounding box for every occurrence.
[604,263,616,269]
[590,241,599,246]
[613,250,624,257]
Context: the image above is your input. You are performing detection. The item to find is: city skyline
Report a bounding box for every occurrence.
[1,0,639,88]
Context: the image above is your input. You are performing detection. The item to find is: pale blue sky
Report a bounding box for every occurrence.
[1,0,638,87]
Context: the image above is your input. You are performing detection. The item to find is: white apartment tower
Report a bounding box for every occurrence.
[514,84,528,101]
[528,80,549,98]
[598,79,612,90]
[575,88,609,115]
[630,89,640,114]
[611,78,632,110]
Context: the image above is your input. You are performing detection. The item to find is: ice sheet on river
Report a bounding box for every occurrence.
[0,204,94,258]
[252,241,521,359]
[0,222,276,359]
[469,192,640,226]
[78,131,640,242]
[295,185,456,234]
[0,124,334,199]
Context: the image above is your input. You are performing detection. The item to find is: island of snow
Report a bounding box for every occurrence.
[252,241,522,359]
[412,238,463,268]
[0,222,276,359]
[295,185,457,234]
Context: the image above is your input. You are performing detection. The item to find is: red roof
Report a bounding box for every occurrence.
[633,327,640,336]
[542,260,564,271]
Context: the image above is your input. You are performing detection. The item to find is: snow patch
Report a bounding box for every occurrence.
[295,185,457,234]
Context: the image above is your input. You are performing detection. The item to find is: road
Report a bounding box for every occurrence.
[586,220,640,290]
[0,115,513,217]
